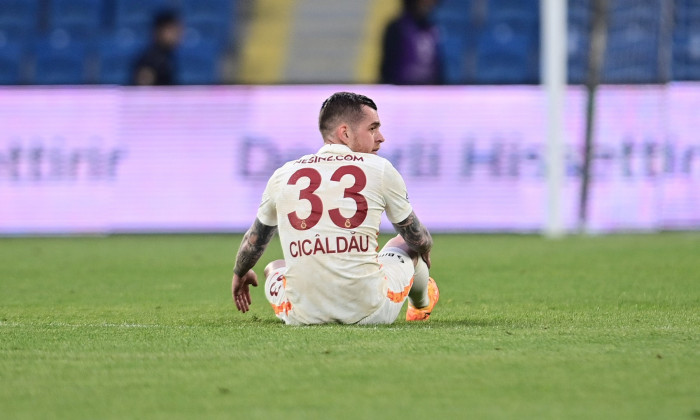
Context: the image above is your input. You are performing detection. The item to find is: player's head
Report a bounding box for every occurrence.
[318,92,385,154]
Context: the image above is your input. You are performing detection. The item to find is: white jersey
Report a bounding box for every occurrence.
[256,144,413,324]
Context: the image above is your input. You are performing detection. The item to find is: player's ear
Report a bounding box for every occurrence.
[336,124,350,143]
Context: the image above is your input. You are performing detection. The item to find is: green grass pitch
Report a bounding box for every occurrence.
[0,233,698,419]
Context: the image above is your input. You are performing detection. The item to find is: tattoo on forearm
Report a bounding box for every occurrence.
[393,211,432,255]
[233,219,277,277]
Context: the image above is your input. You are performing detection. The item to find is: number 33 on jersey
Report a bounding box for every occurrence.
[256,144,414,260]
[287,165,367,230]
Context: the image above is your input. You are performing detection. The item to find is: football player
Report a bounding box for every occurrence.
[231,92,438,325]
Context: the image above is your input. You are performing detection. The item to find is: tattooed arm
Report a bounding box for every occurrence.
[232,218,277,312]
[392,211,433,268]
[234,218,277,276]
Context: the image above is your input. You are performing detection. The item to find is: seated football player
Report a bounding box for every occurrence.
[230,92,438,325]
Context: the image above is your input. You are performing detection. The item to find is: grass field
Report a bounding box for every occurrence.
[0,233,698,419]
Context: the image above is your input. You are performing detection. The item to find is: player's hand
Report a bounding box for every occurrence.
[421,251,431,269]
[232,270,258,313]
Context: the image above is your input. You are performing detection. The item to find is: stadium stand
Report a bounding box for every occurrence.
[181,0,233,48]
[49,0,103,38]
[97,30,146,85]
[0,40,24,84]
[475,27,538,84]
[435,0,541,84]
[432,0,693,85]
[237,0,297,84]
[177,40,221,84]
[0,0,38,84]
[433,0,476,84]
[0,0,236,85]
[602,0,664,83]
[284,0,367,83]
[114,0,174,38]
[673,0,700,80]
[0,0,699,85]
[567,0,590,84]
[475,0,540,84]
[32,34,87,84]
[0,0,40,43]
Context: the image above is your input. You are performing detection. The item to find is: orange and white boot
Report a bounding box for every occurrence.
[406,277,439,321]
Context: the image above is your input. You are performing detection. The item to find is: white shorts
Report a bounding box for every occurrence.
[264,247,415,325]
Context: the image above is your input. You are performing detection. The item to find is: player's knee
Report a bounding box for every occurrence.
[264,260,286,278]
[384,234,406,249]
[383,235,419,265]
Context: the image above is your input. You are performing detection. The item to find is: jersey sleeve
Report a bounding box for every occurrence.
[382,161,413,224]
[255,170,279,226]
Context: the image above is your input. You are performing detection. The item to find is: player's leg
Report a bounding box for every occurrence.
[358,246,415,325]
[383,235,439,321]
[264,260,286,278]
[382,235,431,309]
[263,260,291,323]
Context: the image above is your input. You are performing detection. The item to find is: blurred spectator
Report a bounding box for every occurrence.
[380,0,443,85]
[131,10,183,86]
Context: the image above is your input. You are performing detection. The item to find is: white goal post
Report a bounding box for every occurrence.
[541,0,567,238]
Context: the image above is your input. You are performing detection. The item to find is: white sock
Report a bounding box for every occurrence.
[409,256,430,308]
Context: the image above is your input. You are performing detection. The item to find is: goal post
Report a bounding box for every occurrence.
[578,0,608,234]
[541,0,567,238]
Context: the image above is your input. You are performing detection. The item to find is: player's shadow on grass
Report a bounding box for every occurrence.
[309,317,519,329]
[224,317,515,328]
[223,313,520,328]
[404,318,512,328]
[238,314,518,328]
[386,317,517,328]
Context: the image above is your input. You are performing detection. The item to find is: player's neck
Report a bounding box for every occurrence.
[324,138,349,148]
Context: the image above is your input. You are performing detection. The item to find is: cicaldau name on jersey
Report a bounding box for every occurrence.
[289,234,371,258]
[294,155,365,164]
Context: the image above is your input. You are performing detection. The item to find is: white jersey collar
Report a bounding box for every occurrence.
[318,143,353,154]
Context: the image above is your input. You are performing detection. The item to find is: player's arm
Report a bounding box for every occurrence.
[234,218,277,277]
[392,211,433,268]
[383,161,433,267]
[232,218,277,313]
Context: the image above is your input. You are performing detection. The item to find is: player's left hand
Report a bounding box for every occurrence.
[232,270,258,313]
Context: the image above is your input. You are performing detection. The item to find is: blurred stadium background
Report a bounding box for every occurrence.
[1,4,699,418]
[0,0,698,84]
[1,0,699,235]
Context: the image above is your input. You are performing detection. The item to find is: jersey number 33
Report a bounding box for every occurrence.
[287,165,368,231]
